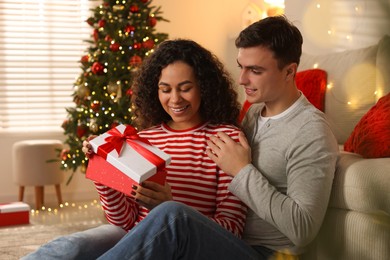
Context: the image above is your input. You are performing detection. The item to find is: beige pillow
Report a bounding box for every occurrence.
[299,45,378,144]
[299,36,390,143]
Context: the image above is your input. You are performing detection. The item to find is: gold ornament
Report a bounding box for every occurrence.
[80,163,87,173]
[93,49,102,58]
[115,84,122,102]
[89,119,99,133]
[76,85,90,98]
[113,5,124,12]
[107,81,121,96]
[76,77,83,85]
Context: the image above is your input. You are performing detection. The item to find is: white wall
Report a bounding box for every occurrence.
[285,0,390,54]
[1,0,388,206]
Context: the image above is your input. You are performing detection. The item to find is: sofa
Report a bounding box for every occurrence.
[299,35,390,259]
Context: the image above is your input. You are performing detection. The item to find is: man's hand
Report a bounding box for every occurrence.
[131,181,173,210]
[206,131,251,177]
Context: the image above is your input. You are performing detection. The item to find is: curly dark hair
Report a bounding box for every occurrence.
[132,39,240,130]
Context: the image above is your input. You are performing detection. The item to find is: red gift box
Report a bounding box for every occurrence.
[86,124,171,196]
[0,202,30,227]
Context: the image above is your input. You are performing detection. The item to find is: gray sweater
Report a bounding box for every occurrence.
[229,95,339,255]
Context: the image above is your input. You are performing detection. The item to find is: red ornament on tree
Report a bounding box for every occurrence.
[149,17,157,27]
[105,35,113,42]
[140,0,149,3]
[91,62,104,75]
[124,25,136,33]
[91,101,100,112]
[133,42,142,49]
[76,124,88,138]
[130,5,140,13]
[110,43,120,52]
[129,55,142,66]
[98,19,106,28]
[93,29,99,42]
[60,149,70,161]
[81,55,89,64]
[142,39,154,49]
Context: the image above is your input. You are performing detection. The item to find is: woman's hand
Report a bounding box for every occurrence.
[82,135,97,158]
[131,181,172,210]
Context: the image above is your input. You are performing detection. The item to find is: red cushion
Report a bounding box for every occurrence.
[344,92,390,158]
[238,69,327,123]
[238,100,252,123]
[295,69,327,112]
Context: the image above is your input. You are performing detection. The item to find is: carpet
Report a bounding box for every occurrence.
[0,201,107,259]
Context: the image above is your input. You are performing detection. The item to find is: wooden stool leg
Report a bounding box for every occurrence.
[55,184,63,205]
[19,186,25,201]
[35,186,44,209]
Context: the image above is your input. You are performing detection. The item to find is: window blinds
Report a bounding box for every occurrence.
[0,0,92,132]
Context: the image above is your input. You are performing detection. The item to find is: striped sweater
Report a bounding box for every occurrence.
[94,122,247,237]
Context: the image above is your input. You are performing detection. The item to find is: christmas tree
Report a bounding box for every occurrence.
[60,0,168,184]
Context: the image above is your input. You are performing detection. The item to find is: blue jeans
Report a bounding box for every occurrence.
[21,224,127,260]
[98,201,274,260]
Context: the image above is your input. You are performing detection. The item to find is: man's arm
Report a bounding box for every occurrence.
[207,121,339,247]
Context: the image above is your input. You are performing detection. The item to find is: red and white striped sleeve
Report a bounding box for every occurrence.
[94,182,139,231]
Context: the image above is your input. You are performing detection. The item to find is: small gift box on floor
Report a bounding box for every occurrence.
[86,124,171,196]
[0,202,30,227]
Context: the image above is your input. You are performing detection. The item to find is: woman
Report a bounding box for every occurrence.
[23,39,247,260]
[89,39,247,233]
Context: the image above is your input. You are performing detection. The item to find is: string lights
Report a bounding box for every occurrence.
[30,200,102,218]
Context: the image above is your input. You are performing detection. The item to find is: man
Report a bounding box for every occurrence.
[95,15,339,259]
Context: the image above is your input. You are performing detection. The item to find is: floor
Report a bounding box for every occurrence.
[0,200,108,259]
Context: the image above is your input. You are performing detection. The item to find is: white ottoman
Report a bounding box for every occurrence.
[12,140,65,209]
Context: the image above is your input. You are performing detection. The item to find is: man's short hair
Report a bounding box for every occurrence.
[235,15,303,69]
